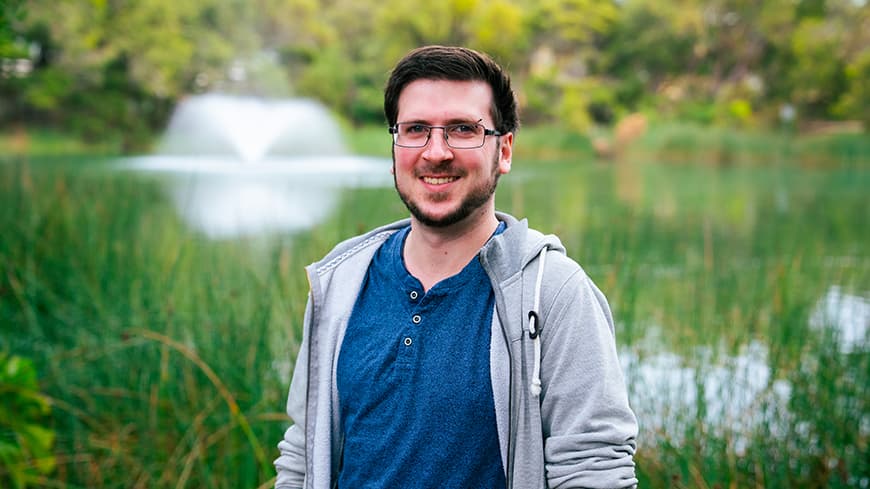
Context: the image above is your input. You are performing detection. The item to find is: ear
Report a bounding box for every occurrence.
[497,132,513,175]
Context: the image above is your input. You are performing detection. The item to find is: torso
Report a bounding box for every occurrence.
[335,225,506,489]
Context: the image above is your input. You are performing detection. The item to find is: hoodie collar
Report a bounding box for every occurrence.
[480,211,566,284]
[311,211,565,282]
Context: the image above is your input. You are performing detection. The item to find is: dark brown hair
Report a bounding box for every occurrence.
[384,46,519,134]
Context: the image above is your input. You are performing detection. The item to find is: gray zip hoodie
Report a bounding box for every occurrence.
[275,212,638,489]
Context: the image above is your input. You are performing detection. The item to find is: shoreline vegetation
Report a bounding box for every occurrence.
[1,123,868,488]
[3,116,867,167]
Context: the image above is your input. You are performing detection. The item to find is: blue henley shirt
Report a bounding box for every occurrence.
[336,224,506,489]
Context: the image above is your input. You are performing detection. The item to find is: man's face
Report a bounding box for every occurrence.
[392,79,513,228]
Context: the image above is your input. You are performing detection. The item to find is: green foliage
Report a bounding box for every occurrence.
[296,46,352,110]
[465,0,530,63]
[0,0,26,44]
[534,0,619,43]
[0,353,55,489]
[1,0,256,147]
[604,1,700,77]
[788,17,848,115]
[2,0,868,151]
[835,49,870,129]
[673,100,717,126]
[724,98,753,126]
[559,80,596,133]
[21,68,70,111]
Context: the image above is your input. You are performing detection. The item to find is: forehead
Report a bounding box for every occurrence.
[397,79,494,124]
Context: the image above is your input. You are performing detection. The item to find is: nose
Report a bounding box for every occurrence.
[422,127,453,160]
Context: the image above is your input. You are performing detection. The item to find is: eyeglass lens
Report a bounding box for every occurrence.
[394,123,487,149]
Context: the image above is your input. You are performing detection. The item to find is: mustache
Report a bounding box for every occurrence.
[413,162,465,177]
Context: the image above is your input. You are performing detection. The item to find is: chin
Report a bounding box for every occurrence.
[412,202,487,228]
[412,212,462,228]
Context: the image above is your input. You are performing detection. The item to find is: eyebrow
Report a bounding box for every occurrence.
[397,117,483,125]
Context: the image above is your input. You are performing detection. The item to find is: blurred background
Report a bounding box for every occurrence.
[0,0,867,488]
[2,0,869,149]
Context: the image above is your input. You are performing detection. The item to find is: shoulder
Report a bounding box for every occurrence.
[538,247,586,284]
[483,213,567,280]
[536,251,615,337]
[514,227,612,330]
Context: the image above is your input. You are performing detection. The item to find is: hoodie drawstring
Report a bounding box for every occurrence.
[528,247,548,397]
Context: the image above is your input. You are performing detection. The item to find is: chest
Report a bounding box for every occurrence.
[335,258,505,488]
[337,264,496,405]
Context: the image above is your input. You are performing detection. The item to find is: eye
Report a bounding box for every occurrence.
[449,123,479,135]
[403,124,429,135]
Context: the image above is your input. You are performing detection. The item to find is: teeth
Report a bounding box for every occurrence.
[423,176,457,185]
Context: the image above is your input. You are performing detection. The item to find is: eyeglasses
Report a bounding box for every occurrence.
[389,119,502,149]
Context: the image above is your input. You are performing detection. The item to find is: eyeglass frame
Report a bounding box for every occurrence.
[388,119,503,149]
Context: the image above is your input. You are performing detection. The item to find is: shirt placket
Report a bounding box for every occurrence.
[397,287,425,367]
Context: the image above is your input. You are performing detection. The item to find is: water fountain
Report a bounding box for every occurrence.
[123,94,391,238]
[158,94,348,162]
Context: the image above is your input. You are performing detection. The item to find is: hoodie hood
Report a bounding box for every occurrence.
[481,212,567,284]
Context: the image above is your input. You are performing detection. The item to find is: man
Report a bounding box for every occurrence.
[275,45,637,489]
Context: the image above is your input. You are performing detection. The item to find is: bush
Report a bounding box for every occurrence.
[0,353,55,488]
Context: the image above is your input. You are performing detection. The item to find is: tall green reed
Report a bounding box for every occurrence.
[1,158,310,487]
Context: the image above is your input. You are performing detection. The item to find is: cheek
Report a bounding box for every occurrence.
[392,159,416,182]
[393,150,419,173]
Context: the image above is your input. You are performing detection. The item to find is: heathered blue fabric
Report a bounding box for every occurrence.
[336,225,506,489]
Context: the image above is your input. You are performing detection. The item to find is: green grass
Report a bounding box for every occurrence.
[632,122,870,168]
[1,123,868,488]
[1,161,309,487]
[342,124,392,158]
[0,128,131,158]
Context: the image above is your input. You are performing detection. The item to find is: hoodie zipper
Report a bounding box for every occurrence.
[497,302,516,489]
[481,253,516,489]
[304,268,315,489]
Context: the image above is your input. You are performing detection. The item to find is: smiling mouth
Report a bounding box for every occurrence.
[422,176,458,185]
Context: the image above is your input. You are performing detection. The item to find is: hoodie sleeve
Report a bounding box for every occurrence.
[274,296,311,489]
[538,266,638,489]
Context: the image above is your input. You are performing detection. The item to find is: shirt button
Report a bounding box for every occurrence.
[404,337,413,346]
[409,290,419,300]
[412,314,421,324]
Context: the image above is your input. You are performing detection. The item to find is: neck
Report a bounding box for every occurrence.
[404,207,499,292]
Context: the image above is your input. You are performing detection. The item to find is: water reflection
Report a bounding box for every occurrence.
[623,285,866,451]
[810,285,869,353]
[621,340,791,454]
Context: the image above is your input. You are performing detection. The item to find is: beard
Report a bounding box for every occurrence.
[393,145,501,228]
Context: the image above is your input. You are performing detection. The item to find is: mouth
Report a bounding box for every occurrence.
[421,176,459,185]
